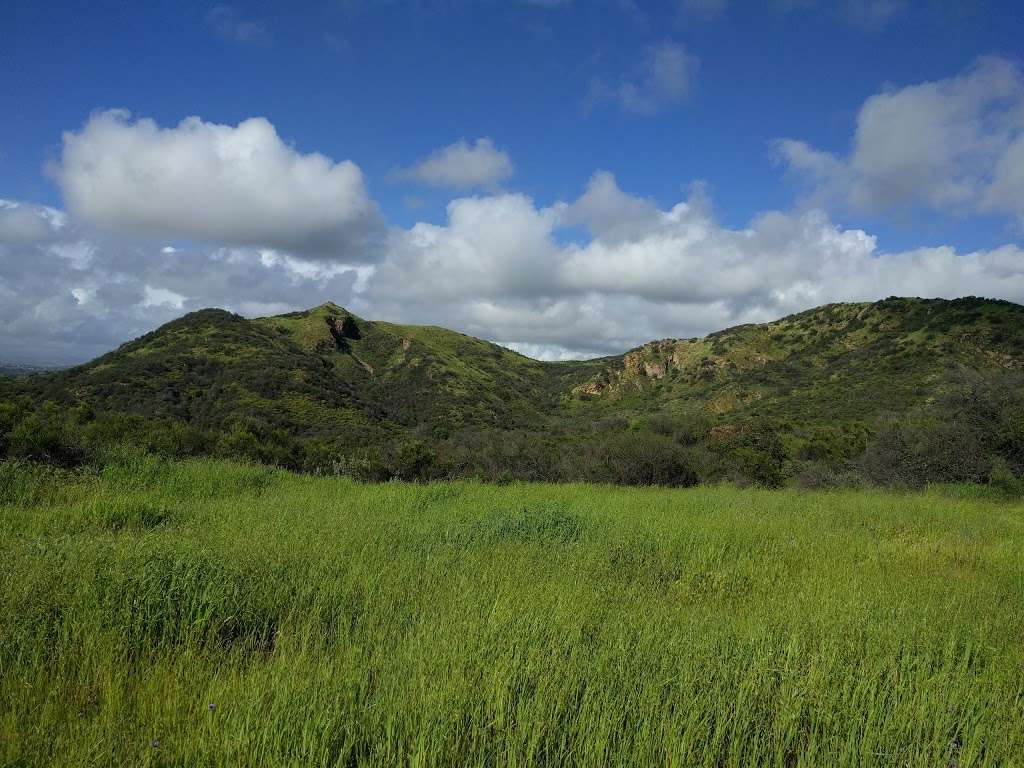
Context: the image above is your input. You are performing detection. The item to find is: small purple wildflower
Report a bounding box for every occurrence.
[209,703,216,712]
[152,739,160,749]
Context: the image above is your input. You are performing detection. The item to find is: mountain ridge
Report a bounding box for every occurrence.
[3,295,1023,486]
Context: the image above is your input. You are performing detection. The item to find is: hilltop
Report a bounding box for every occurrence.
[3,296,1023,487]
[569,296,1024,420]
[251,302,604,433]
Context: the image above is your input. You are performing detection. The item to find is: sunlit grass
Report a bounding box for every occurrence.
[2,455,1022,766]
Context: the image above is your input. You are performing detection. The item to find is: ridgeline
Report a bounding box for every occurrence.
[3,296,1023,488]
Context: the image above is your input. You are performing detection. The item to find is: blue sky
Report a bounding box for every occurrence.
[2,0,1024,363]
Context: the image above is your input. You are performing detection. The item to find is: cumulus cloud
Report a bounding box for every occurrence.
[359,173,1024,358]
[4,174,1024,363]
[394,138,513,190]
[591,42,699,115]
[0,199,360,364]
[777,57,1024,224]
[562,170,663,243]
[53,110,382,260]
[0,201,63,244]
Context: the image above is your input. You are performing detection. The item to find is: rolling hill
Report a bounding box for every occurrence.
[251,302,604,433]
[3,296,1023,484]
[569,296,1024,422]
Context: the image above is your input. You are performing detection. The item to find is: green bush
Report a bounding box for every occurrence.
[6,402,92,467]
[586,431,698,487]
[347,447,391,482]
[988,458,1024,498]
[390,440,436,481]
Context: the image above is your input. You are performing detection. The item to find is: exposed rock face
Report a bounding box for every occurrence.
[572,338,712,397]
[573,379,608,397]
[324,315,361,351]
[643,361,665,379]
[324,316,348,351]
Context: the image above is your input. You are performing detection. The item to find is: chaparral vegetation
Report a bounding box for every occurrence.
[2,297,1024,493]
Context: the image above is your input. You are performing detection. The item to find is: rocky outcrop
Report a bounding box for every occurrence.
[324,315,361,352]
[572,338,712,398]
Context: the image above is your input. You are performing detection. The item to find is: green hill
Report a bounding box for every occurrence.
[19,308,397,445]
[568,296,1024,422]
[3,296,1023,486]
[251,302,591,433]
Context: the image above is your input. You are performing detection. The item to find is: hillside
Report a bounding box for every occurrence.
[251,302,601,433]
[568,296,1024,422]
[3,296,1023,485]
[15,308,401,452]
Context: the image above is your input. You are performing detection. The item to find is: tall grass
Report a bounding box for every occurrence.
[2,455,1023,766]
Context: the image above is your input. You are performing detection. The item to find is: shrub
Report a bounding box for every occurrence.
[793,461,864,491]
[673,410,714,446]
[347,448,391,483]
[710,421,790,488]
[729,447,786,489]
[6,402,91,467]
[989,458,1024,498]
[593,415,629,433]
[643,413,678,436]
[390,441,436,481]
[215,423,264,463]
[585,432,698,487]
[438,430,562,483]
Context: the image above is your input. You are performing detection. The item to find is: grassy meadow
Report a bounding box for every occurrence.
[2,455,1023,766]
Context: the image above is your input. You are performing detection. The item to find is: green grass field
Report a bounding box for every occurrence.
[2,456,1023,766]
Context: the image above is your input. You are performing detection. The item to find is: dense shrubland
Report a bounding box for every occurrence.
[3,297,1024,492]
[2,367,1022,493]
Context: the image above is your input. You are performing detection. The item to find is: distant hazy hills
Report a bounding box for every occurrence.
[0,363,61,378]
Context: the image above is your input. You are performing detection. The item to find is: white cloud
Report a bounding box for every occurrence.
[562,170,664,243]
[777,57,1024,224]
[5,157,1024,363]
[0,199,361,364]
[986,134,1024,218]
[371,193,563,303]
[0,201,62,244]
[394,138,513,190]
[771,0,905,29]
[53,110,382,261]
[602,42,699,115]
[142,285,187,309]
[359,173,1024,357]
